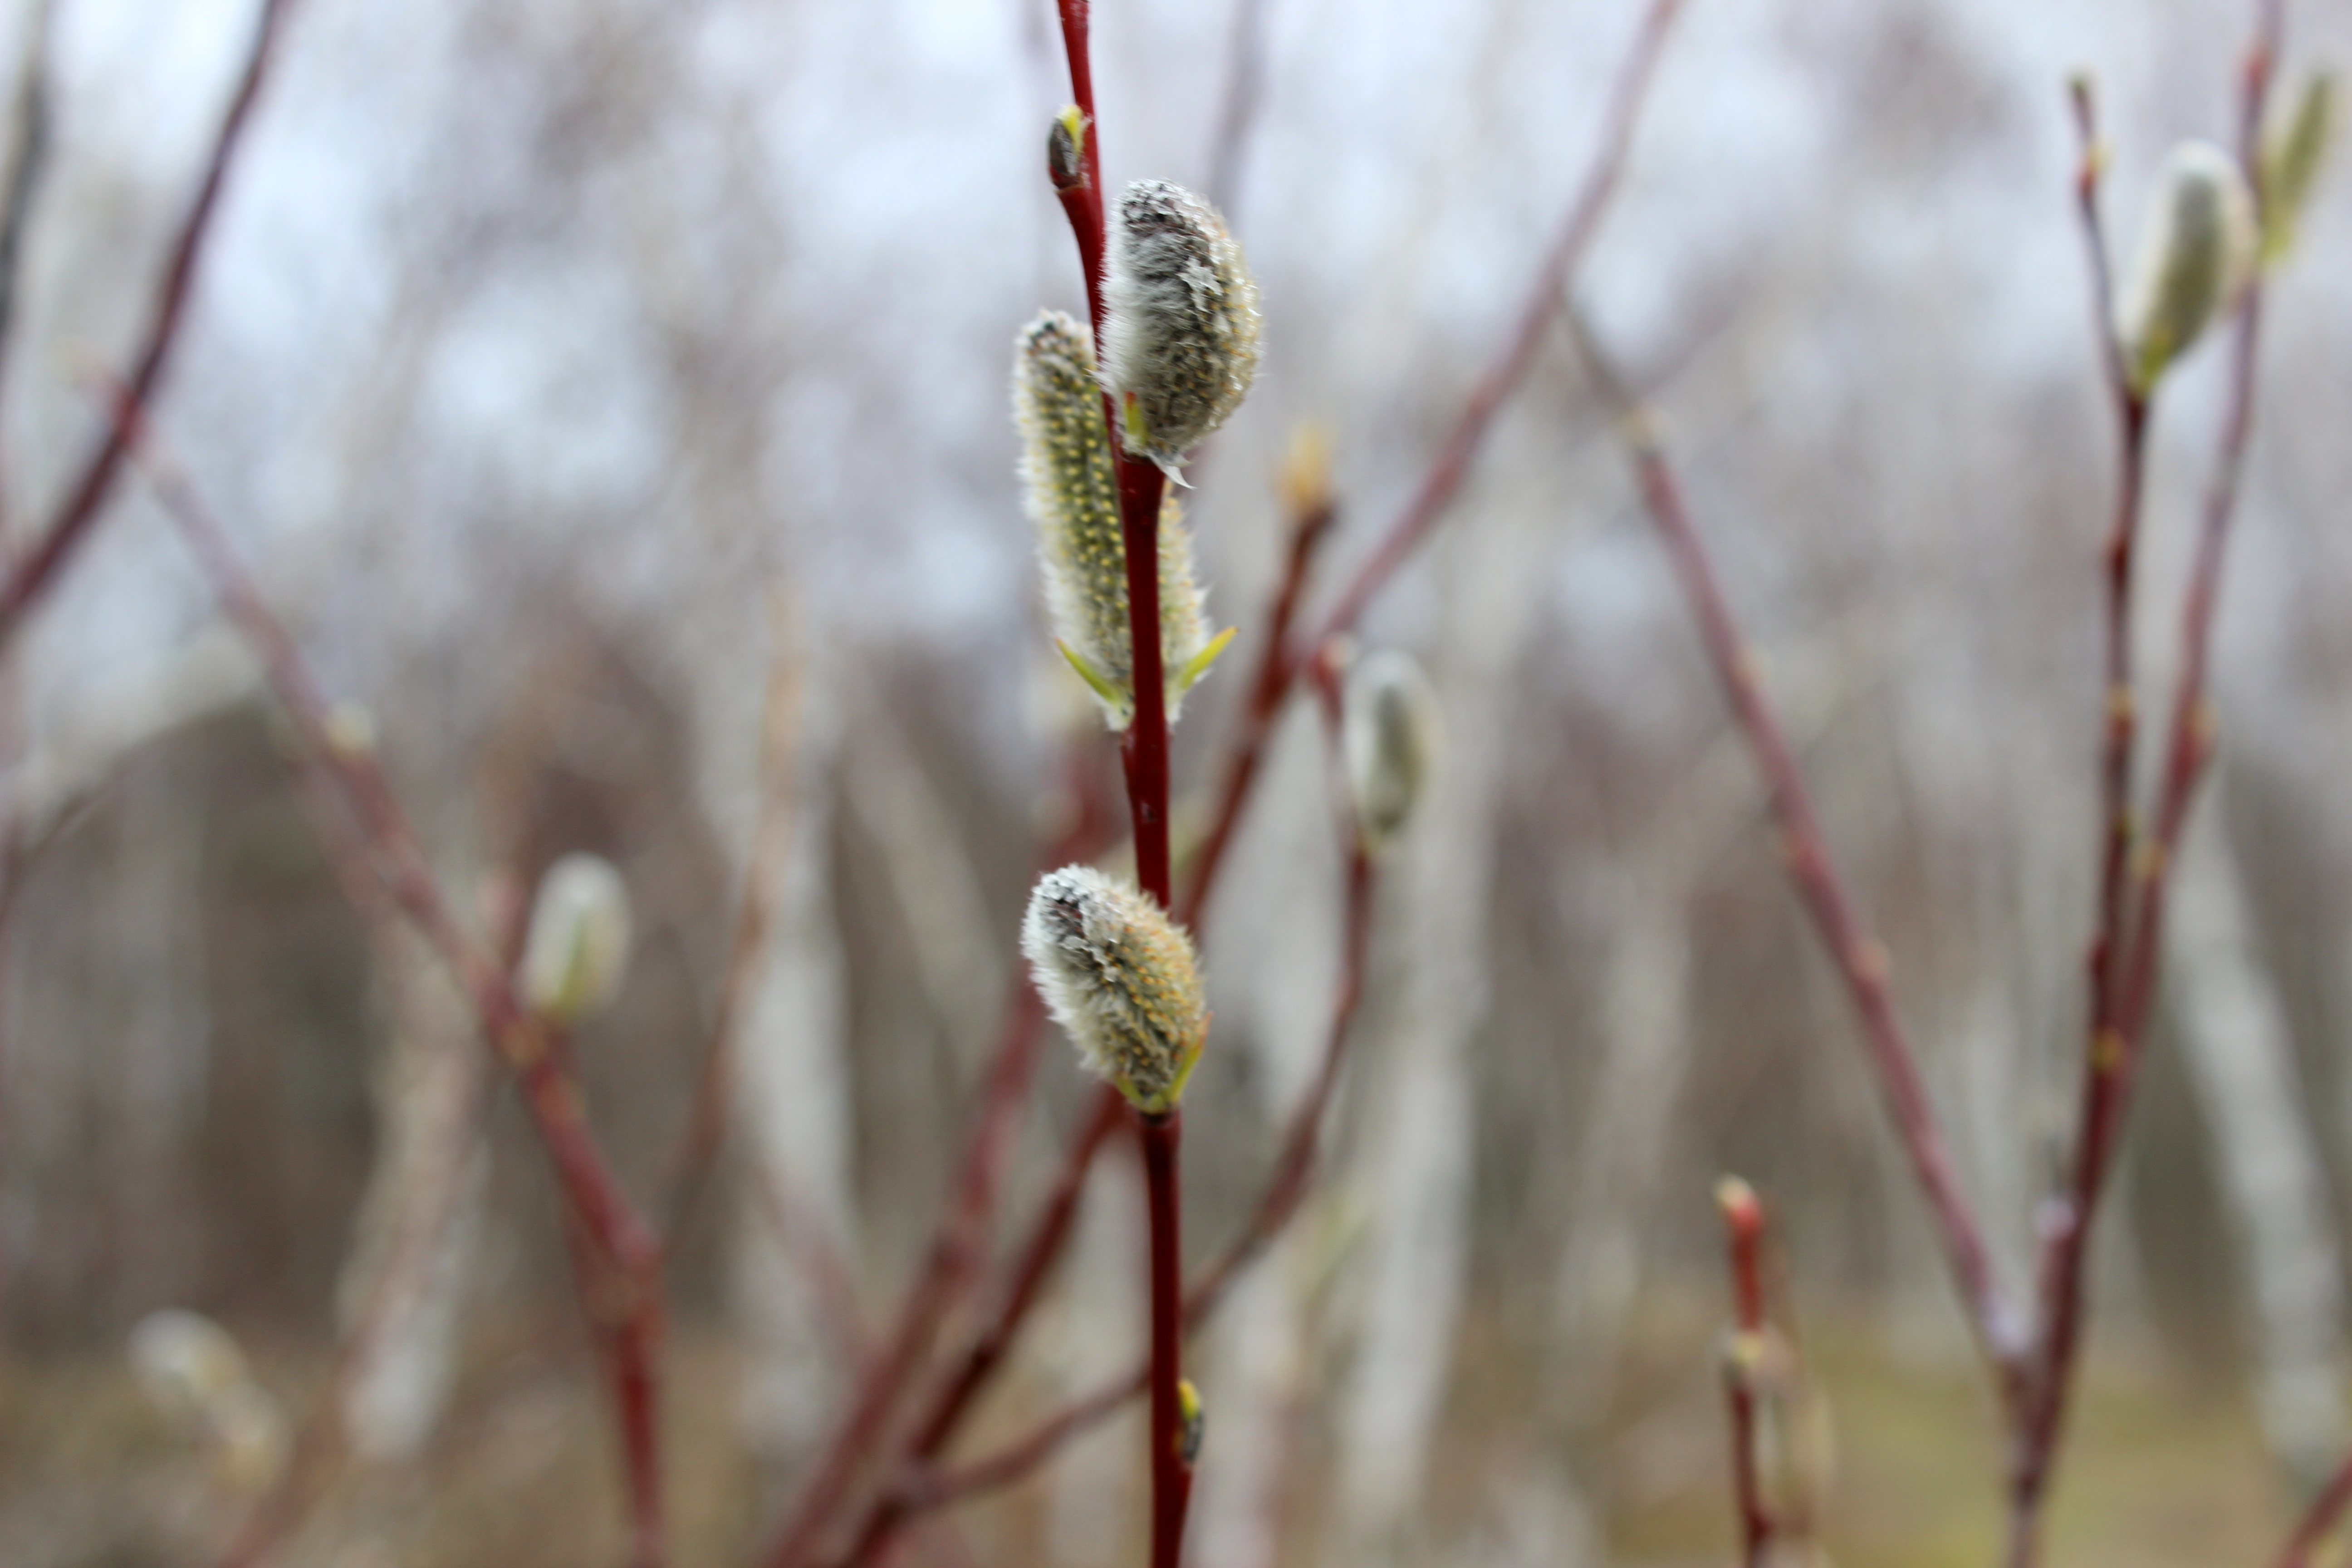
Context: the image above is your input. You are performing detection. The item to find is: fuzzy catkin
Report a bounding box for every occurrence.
[1344,649,1439,853]
[1022,865,1207,1115]
[1099,180,1261,470]
[1015,310,1216,729]
[519,853,633,1024]
[2117,141,2256,396]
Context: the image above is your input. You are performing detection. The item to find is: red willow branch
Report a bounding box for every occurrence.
[0,0,294,654]
[110,402,668,1568]
[1044,5,1191,1557]
[2017,5,2285,1549]
[2068,75,2151,1058]
[2273,1449,2352,1568]
[1294,0,1684,659]
[807,2,1689,1545]
[1566,309,2022,1395]
[1139,1108,1187,1568]
[1716,1177,1774,1568]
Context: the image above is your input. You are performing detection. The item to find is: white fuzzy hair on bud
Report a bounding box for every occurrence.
[1099,180,1261,472]
[1021,865,1208,1115]
[1015,310,1230,729]
[519,853,633,1024]
[1345,649,1440,853]
[2117,141,2256,396]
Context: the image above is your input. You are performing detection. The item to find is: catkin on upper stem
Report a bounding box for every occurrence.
[1015,310,1223,729]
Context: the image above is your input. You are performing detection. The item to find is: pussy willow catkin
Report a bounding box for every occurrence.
[1022,865,1207,1115]
[1015,310,1220,728]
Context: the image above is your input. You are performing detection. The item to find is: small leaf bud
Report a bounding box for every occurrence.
[1343,649,1439,853]
[1049,105,1088,191]
[519,853,633,1025]
[1021,865,1208,1115]
[2261,70,2336,262]
[1099,180,1261,471]
[2116,141,2257,396]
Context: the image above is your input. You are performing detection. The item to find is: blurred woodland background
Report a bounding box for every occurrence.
[2,0,2351,1563]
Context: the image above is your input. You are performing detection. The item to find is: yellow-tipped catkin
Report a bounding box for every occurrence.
[519,853,633,1024]
[2262,70,2337,262]
[1344,649,1440,854]
[1099,180,1261,471]
[2117,141,2257,396]
[1021,865,1208,1115]
[1015,310,1226,729]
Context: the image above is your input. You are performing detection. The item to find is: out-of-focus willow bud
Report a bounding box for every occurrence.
[1277,421,1334,528]
[519,853,632,1024]
[1344,649,1439,854]
[130,1309,251,1426]
[1015,311,1234,729]
[1100,180,1261,471]
[2117,141,2256,396]
[1022,865,1208,1115]
[1177,1378,1206,1465]
[2261,71,2337,263]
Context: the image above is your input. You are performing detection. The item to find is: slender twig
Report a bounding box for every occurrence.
[2012,9,2285,1554]
[660,607,808,1250]
[1716,1176,1774,1568]
[2274,1446,2352,1568]
[0,0,294,653]
[1293,0,1683,659]
[1567,309,2022,1396]
[793,4,1681,1551]
[819,1089,1126,1568]
[816,4,1687,1542]
[110,400,667,1568]
[1046,4,1191,1555]
[2068,75,2151,1058]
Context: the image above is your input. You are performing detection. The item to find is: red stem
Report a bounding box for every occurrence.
[1718,1178,1772,1568]
[2015,9,2282,1554]
[1294,0,1683,660]
[827,0,1687,1527]
[2275,1449,2352,1568]
[1141,1110,1187,1568]
[2076,67,2149,1051]
[0,0,292,654]
[1573,326,2019,1391]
